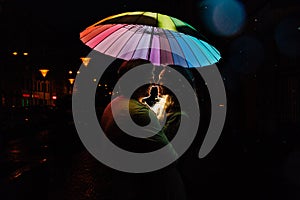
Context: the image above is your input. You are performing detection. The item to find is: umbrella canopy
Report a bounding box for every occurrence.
[80,11,221,68]
[82,11,205,40]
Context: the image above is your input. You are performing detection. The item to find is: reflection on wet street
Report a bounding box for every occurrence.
[7,131,48,160]
[0,102,111,200]
[1,107,300,200]
[0,129,52,199]
[0,122,112,200]
[59,150,113,200]
[0,130,49,177]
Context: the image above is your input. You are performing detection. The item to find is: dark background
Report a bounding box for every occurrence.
[1,0,300,199]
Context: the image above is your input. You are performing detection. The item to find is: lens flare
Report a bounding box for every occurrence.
[200,0,246,37]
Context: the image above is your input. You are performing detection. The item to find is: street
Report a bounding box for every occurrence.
[1,114,300,200]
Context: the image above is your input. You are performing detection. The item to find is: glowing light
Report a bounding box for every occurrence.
[158,67,166,84]
[68,78,75,84]
[151,94,170,120]
[39,69,49,78]
[141,85,172,121]
[52,96,57,100]
[68,70,73,74]
[22,93,30,98]
[93,78,97,82]
[23,52,28,56]
[10,149,20,153]
[40,158,47,163]
[80,57,91,67]
[12,52,18,56]
[13,171,22,179]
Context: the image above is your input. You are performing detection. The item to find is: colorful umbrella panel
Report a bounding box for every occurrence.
[81,24,221,68]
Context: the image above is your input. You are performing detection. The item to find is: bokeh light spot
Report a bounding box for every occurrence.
[200,0,246,37]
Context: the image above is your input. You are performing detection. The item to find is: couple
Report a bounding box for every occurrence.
[100,59,192,200]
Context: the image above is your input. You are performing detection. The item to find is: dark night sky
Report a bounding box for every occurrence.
[1,0,199,52]
[1,0,299,73]
[1,2,300,199]
[0,0,204,69]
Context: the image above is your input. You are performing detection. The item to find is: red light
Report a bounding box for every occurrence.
[22,93,30,98]
[52,96,57,100]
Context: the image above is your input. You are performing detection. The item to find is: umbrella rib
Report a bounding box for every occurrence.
[189,37,212,65]
[146,26,155,61]
[135,11,146,24]
[102,25,136,55]
[176,33,203,68]
[197,39,221,62]
[102,26,125,53]
[130,26,149,60]
[88,24,127,49]
[165,29,188,67]
[80,24,113,42]
[168,17,177,31]
[158,28,173,66]
[115,25,143,59]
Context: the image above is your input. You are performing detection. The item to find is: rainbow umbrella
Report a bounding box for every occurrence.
[80,11,221,68]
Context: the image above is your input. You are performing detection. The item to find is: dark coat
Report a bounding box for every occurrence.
[100,95,187,200]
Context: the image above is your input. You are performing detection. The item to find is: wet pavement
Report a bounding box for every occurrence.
[0,130,52,200]
[56,150,113,200]
[1,121,300,200]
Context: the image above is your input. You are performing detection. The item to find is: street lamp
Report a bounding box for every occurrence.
[39,69,49,105]
[68,78,75,94]
[80,57,91,67]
